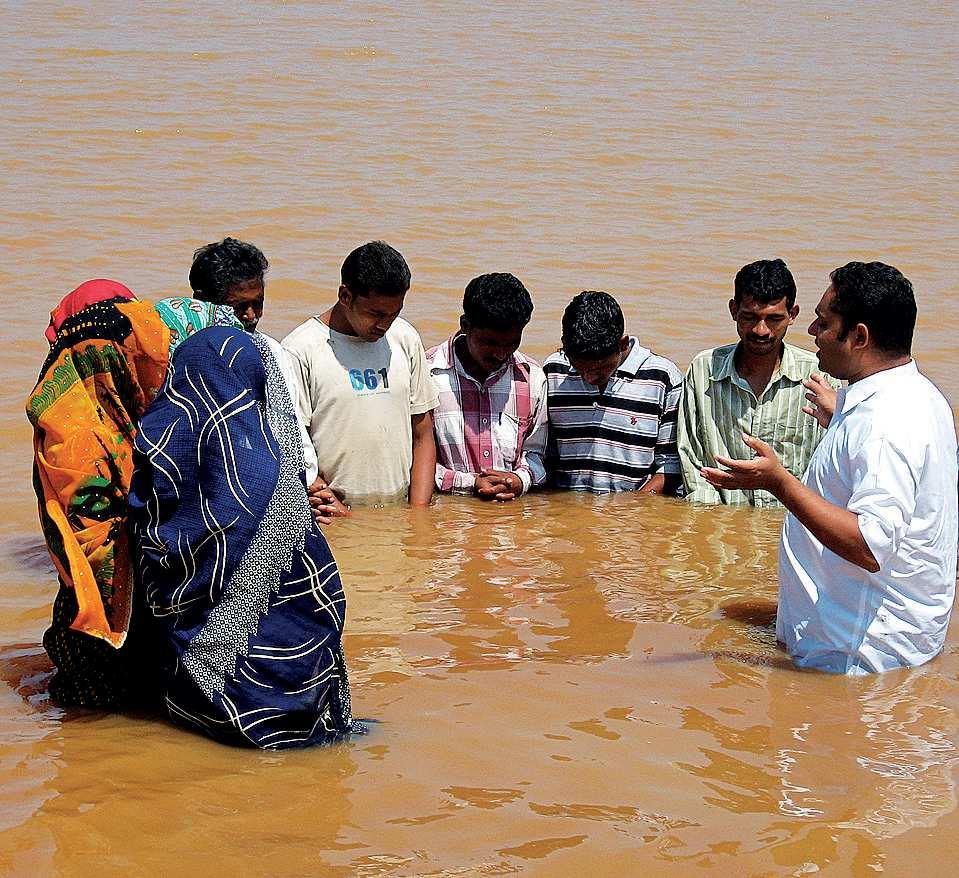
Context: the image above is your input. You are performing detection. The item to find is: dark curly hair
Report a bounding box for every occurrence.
[561,291,624,359]
[462,273,533,330]
[189,238,268,304]
[734,259,796,308]
[341,241,411,298]
[829,261,916,355]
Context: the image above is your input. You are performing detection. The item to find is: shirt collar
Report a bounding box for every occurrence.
[428,333,457,371]
[709,342,807,384]
[617,336,651,376]
[431,333,517,385]
[839,359,917,415]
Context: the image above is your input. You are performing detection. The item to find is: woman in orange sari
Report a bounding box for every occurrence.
[27,280,238,707]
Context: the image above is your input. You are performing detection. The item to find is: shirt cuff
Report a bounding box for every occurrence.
[514,467,532,495]
[857,511,897,570]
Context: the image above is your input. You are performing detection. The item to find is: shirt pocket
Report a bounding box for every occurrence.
[492,412,528,469]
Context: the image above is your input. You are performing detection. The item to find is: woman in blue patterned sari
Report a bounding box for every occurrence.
[129,326,355,749]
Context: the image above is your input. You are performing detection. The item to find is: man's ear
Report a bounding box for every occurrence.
[852,322,871,351]
[728,298,739,321]
[789,303,800,323]
[459,315,469,334]
[337,284,353,306]
[619,335,630,354]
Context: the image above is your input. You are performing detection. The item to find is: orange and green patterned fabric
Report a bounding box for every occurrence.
[27,281,170,649]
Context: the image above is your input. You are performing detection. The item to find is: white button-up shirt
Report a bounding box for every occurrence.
[778,360,958,674]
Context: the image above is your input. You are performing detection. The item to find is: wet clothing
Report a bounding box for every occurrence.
[427,333,548,494]
[544,338,682,493]
[283,316,438,506]
[130,328,354,748]
[28,281,170,706]
[28,284,239,707]
[678,342,837,507]
[778,361,958,674]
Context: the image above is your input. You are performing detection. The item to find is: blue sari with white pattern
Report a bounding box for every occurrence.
[129,327,354,749]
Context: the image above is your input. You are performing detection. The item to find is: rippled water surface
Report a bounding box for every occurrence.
[2,2,959,875]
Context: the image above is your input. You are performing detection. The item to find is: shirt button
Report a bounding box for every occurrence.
[482,450,490,458]
[593,401,599,407]
[482,417,488,425]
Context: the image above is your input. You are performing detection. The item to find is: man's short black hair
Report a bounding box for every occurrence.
[189,237,268,304]
[462,273,533,330]
[829,261,916,356]
[341,241,411,298]
[561,291,624,360]
[734,259,797,308]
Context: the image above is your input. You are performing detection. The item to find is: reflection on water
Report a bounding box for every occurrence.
[4,487,959,874]
[3,0,959,874]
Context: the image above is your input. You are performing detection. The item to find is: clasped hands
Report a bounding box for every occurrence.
[307,476,351,526]
[474,469,522,502]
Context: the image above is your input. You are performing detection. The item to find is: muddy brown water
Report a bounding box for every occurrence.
[2,3,959,875]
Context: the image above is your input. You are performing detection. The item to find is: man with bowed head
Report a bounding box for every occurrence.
[189,237,319,485]
[545,290,683,495]
[283,241,438,512]
[704,262,958,674]
[428,272,548,501]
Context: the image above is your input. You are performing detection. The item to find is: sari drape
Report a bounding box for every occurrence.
[28,282,240,707]
[129,327,354,748]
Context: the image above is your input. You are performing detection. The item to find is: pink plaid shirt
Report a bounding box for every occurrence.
[427,334,549,494]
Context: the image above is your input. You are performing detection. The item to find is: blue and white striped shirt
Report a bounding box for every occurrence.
[544,338,683,493]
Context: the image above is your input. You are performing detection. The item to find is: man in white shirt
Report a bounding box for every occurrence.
[282,241,438,510]
[702,261,958,674]
[189,237,321,502]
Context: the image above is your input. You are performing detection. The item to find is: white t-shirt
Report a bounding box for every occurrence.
[259,332,319,484]
[778,360,958,674]
[282,316,438,505]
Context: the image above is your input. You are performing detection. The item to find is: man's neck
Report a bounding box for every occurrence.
[323,303,356,336]
[734,341,783,399]
[454,335,495,383]
[845,354,912,384]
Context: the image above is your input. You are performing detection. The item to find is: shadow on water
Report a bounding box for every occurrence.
[0,644,53,704]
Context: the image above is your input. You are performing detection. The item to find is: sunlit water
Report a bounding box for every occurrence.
[2,2,958,875]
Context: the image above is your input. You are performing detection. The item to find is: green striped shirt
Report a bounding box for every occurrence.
[677,342,838,507]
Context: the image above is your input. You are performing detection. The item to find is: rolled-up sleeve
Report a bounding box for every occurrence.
[848,437,918,569]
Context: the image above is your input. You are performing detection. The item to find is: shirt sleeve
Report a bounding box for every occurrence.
[652,370,682,476]
[848,436,918,570]
[276,345,319,485]
[435,462,477,494]
[408,332,439,416]
[513,368,549,493]
[677,365,722,504]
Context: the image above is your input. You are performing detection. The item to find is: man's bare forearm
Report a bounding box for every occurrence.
[773,471,879,572]
[409,412,436,506]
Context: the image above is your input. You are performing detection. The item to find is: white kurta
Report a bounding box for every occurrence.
[778,360,958,674]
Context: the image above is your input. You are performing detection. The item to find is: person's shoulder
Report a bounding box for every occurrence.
[690,343,733,369]
[281,316,327,351]
[637,349,683,384]
[426,333,454,365]
[387,316,426,349]
[543,349,571,376]
[783,343,839,387]
[513,350,547,384]
[784,343,820,370]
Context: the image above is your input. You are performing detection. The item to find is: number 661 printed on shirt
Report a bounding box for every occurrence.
[348,367,391,395]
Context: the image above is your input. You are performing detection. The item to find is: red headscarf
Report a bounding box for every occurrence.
[44,279,137,344]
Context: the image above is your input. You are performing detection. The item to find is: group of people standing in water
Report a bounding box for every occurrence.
[27,237,958,750]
